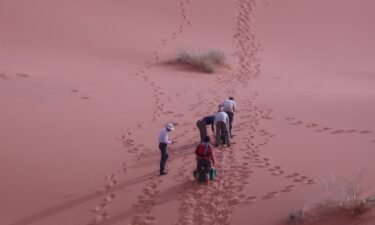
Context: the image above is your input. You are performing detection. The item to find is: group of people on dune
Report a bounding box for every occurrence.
[157,97,237,184]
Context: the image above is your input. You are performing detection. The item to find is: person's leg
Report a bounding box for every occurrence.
[226,111,234,137]
[197,120,204,143]
[159,143,168,175]
[215,122,221,147]
[204,160,211,186]
[224,123,231,146]
[221,127,226,144]
[202,124,208,142]
[231,113,234,135]
[218,122,226,145]
[195,159,202,184]
[197,120,207,143]
[195,173,199,185]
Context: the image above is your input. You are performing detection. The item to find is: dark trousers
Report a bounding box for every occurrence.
[196,158,211,174]
[159,142,168,174]
[196,120,207,143]
[225,111,234,136]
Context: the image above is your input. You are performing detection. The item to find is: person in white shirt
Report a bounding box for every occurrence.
[214,107,230,147]
[158,123,174,176]
[223,97,236,137]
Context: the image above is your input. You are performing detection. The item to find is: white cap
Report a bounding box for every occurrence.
[166,123,174,131]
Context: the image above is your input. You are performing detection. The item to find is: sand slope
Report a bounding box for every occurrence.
[1,0,375,225]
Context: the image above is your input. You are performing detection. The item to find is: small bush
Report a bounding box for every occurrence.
[173,49,228,73]
[287,172,375,224]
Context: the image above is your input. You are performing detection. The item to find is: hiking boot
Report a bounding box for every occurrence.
[227,143,231,147]
[160,172,168,176]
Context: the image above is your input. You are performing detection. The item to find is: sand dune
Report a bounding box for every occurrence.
[1,0,375,225]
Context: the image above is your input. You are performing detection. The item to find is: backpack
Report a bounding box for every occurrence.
[196,143,210,157]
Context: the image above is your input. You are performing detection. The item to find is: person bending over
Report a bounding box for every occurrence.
[195,136,215,184]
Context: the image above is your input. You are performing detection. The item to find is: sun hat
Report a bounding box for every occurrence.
[166,123,174,131]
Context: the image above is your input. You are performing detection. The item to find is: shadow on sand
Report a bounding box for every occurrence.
[10,172,155,225]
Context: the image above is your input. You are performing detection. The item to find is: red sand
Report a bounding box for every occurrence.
[1,0,375,225]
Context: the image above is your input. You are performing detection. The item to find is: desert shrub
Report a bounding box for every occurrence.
[173,49,228,73]
[287,172,375,224]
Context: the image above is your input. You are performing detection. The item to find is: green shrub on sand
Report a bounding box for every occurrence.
[173,49,229,73]
[288,172,375,224]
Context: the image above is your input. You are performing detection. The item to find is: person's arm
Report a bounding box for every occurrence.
[166,133,172,144]
[233,102,236,112]
[161,130,172,144]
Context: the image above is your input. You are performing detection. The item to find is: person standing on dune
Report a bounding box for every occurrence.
[158,123,175,176]
[214,107,231,147]
[223,97,236,138]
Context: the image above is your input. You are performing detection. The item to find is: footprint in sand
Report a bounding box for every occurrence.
[81,96,91,100]
[306,123,318,128]
[105,174,115,181]
[91,203,106,213]
[304,179,316,185]
[272,170,284,176]
[243,196,257,204]
[103,194,116,203]
[315,129,325,132]
[120,163,127,173]
[105,180,117,190]
[257,162,269,168]
[293,176,309,183]
[123,139,135,146]
[331,130,345,134]
[347,129,357,133]
[359,130,372,134]
[17,73,30,78]
[94,212,109,223]
[262,191,279,200]
[292,177,304,182]
[286,172,300,178]
[281,185,296,193]
[321,127,332,131]
[163,110,174,115]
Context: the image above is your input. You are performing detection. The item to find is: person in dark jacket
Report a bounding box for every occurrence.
[196,115,215,143]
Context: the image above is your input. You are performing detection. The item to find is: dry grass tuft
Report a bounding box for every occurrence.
[288,172,375,225]
[172,49,229,73]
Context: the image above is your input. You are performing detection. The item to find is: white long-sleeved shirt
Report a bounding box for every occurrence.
[158,127,172,144]
[215,111,230,125]
[223,99,236,112]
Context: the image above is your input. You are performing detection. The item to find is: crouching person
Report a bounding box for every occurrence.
[194,136,215,185]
